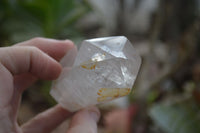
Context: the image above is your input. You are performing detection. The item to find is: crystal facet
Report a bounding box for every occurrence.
[50,36,141,112]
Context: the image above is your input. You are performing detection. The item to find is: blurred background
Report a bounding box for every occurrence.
[0,0,200,133]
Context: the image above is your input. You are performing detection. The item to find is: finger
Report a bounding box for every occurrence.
[21,105,72,133]
[0,62,13,108]
[0,46,61,80]
[67,106,100,133]
[13,38,75,92]
[15,37,74,61]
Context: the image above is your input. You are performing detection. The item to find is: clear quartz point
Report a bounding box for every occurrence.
[50,36,141,112]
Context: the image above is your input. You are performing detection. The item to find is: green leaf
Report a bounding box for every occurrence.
[1,0,91,42]
[150,99,200,133]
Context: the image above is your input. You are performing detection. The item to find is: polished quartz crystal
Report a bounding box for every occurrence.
[50,36,141,112]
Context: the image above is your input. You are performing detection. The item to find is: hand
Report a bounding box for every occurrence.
[0,37,100,133]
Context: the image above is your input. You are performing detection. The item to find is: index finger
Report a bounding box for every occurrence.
[13,37,75,90]
[15,37,74,61]
[0,46,61,80]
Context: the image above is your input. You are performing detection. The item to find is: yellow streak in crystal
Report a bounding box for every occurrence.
[97,88,131,102]
[81,64,96,70]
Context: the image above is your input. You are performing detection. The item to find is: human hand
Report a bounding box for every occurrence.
[0,38,100,133]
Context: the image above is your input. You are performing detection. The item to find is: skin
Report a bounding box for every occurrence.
[0,37,100,133]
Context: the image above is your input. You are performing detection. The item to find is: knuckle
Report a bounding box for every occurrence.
[27,46,41,54]
[31,37,44,43]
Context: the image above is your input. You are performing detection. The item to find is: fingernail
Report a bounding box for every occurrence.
[88,107,100,122]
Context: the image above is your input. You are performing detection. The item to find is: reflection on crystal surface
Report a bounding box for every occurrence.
[50,36,141,112]
[121,65,136,85]
[91,36,127,58]
[91,53,106,62]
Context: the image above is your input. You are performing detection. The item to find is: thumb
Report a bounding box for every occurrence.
[67,106,100,133]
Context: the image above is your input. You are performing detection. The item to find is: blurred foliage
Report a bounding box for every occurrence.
[150,98,200,133]
[0,0,90,44]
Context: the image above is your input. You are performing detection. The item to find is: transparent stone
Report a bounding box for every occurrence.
[50,36,141,112]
